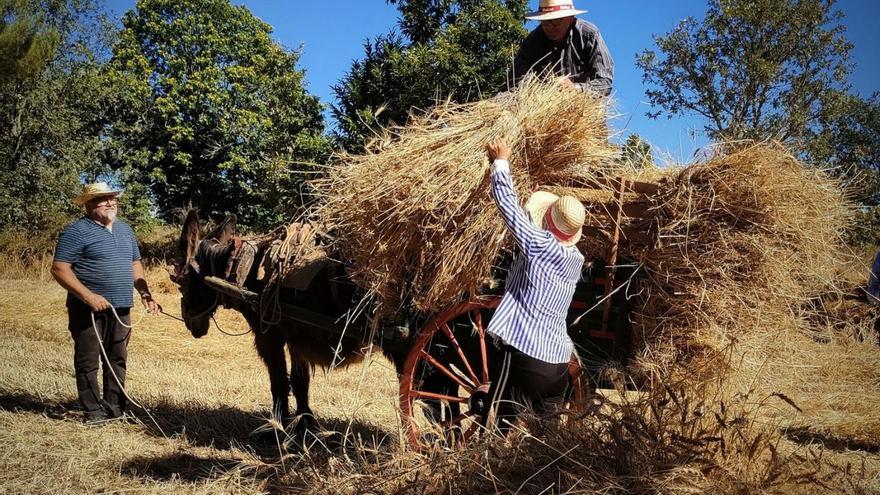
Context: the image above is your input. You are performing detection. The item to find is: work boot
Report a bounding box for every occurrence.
[83,410,108,426]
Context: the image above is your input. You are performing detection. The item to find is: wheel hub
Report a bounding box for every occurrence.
[467,383,492,416]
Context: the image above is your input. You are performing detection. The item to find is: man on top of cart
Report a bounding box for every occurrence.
[484,136,585,429]
[510,0,614,96]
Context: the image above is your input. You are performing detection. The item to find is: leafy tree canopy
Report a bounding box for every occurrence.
[0,0,59,83]
[0,0,113,235]
[332,0,527,151]
[637,0,852,144]
[620,134,655,169]
[104,0,331,229]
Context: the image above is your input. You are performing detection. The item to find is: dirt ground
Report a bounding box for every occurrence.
[2,270,880,494]
[0,272,401,494]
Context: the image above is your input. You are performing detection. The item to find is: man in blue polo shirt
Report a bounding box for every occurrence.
[51,182,159,423]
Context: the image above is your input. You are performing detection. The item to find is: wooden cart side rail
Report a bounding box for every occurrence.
[582,225,654,244]
[584,176,660,196]
[588,201,654,220]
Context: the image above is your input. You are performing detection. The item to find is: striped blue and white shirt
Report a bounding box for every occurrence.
[54,217,142,308]
[486,160,585,364]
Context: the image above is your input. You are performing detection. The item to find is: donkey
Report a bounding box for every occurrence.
[171,210,400,438]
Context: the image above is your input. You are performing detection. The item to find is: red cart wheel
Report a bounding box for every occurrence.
[399,297,584,450]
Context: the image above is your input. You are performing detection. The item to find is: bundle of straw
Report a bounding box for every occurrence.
[632,143,853,370]
[314,77,617,318]
[625,143,880,448]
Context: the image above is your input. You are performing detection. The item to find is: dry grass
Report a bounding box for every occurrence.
[0,271,401,494]
[1,268,879,493]
[314,76,618,320]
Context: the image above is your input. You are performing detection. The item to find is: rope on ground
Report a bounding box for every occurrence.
[91,307,168,439]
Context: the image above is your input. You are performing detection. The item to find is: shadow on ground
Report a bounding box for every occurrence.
[0,391,79,420]
[0,390,396,453]
[121,452,241,483]
[784,426,880,453]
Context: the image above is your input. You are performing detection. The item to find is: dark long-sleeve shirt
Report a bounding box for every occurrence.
[511,19,614,96]
[869,249,880,300]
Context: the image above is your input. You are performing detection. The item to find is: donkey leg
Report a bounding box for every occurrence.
[255,329,291,423]
[289,350,317,438]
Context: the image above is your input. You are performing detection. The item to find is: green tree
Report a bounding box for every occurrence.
[0,0,114,238]
[636,0,853,144]
[809,93,880,201]
[332,0,527,151]
[0,0,59,82]
[104,0,330,229]
[808,93,880,245]
[620,134,655,169]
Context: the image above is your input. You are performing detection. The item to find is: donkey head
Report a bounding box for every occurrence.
[172,209,238,338]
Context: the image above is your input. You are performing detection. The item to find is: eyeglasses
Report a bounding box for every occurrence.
[541,17,570,27]
[89,197,118,207]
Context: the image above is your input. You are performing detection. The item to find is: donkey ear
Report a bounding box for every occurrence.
[180,209,202,262]
[212,214,238,245]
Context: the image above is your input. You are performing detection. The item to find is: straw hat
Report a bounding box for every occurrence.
[525,0,587,21]
[73,182,121,205]
[525,191,585,246]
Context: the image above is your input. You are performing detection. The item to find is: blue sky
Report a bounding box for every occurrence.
[105,0,879,164]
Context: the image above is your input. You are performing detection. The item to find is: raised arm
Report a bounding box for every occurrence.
[486,137,541,252]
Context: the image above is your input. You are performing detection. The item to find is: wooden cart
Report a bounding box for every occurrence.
[204,174,658,448]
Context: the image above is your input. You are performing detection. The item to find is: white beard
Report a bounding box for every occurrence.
[88,206,117,225]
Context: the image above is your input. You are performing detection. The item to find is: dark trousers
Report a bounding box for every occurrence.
[488,343,570,431]
[67,300,131,418]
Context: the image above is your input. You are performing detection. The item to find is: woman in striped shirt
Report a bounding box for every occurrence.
[485,136,586,431]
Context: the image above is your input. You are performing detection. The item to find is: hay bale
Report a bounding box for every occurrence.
[314,77,617,318]
[632,143,854,371]
[625,143,880,449]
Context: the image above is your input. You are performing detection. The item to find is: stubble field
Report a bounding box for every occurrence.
[0,267,404,494]
[3,264,880,494]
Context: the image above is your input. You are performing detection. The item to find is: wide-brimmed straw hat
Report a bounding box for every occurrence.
[525,0,587,21]
[73,182,121,205]
[525,191,585,246]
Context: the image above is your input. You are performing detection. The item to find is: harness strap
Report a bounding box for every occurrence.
[224,236,243,280]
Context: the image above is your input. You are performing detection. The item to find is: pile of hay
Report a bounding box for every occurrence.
[630,143,880,448]
[314,77,618,319]
[297,77,880,492]
[633,143,854,371]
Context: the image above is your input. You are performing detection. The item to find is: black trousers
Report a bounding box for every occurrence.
[67,300,131,418]
[488,342,570,431]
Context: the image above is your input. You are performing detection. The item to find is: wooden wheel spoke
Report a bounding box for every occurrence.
[400,299,502,451]
[473,310,489,383]
[410,390,467,404]
[438,323,480,385]
[463,420,482,441]
[440,411,475,429]
[419,350,476,393]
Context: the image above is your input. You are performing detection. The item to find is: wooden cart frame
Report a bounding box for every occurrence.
[204,174,658,449]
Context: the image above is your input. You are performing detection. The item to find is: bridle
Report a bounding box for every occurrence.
[179,239,224,324]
